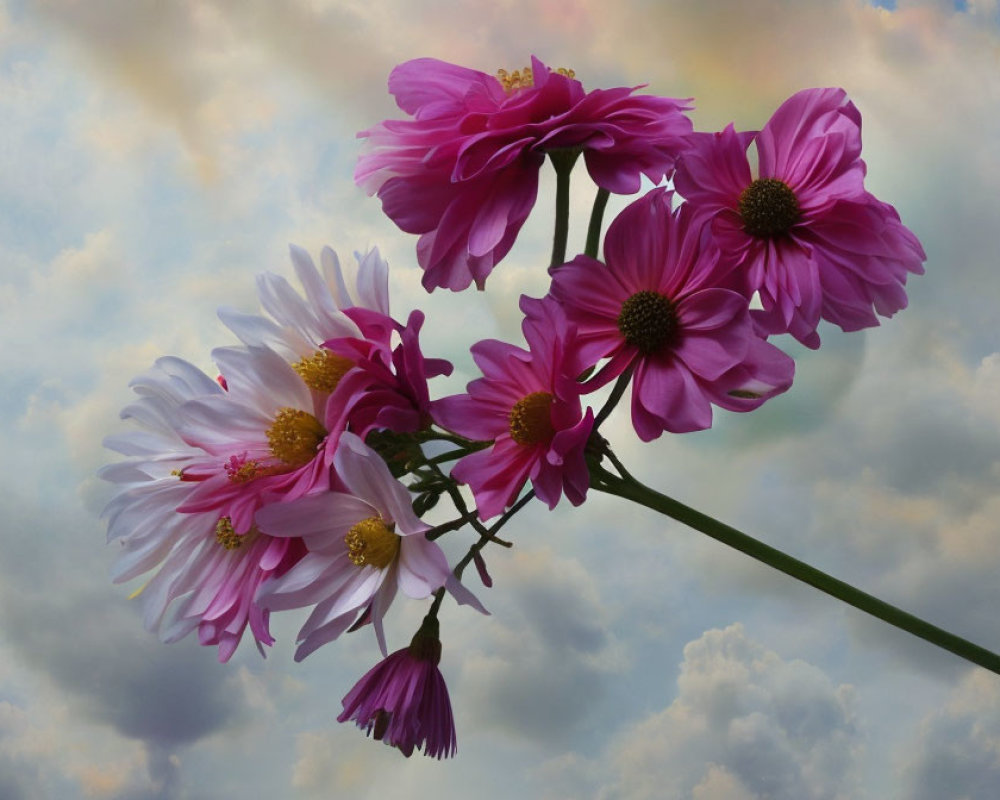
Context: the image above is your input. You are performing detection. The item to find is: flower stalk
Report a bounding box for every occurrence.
[549,149,581,267]
[584,187,610,259]
[589,456,1000,676]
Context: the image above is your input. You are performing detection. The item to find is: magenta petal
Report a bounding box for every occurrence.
[633,358,713,438]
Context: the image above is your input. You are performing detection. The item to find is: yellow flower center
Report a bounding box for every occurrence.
[508,391,555,445]
[344,517,400,569]
[266,408,327,467]
[292,349,354,393]
[215,517,257,550]
[496,65,575,92]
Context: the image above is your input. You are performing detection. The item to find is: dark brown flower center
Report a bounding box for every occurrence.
[617,290,679,355]
[738,178,801,238]
[508,391,555,445]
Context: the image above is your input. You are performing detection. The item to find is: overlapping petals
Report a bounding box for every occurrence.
[101,356,307,661]
[433,297,594,519]
[255,433,484,660]
[549,188,794,440]
[338,616,456,759]
[674,88,925,348]
[357,55,693,291]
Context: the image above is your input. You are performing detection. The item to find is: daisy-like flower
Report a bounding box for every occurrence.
[218,243,386,367]
[255,432,484,660]
[432,296,594,520]
[673,88,926,348]
[101,356,307,661]
[338,614,456,759]
[549,188,795,441]
[356,55,693,291]
[220,243,451,441]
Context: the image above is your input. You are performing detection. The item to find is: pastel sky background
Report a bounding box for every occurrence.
[2,0,999,797]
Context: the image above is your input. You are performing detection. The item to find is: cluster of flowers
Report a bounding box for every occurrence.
[102,56,924,759]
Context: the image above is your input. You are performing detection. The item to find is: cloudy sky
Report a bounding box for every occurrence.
[2,0,1000,797]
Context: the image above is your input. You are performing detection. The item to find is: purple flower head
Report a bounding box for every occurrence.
[549,188,795,441]
[674,88,926,348]
[324,308,453,439]
[338,614,456,759]
[357,55,693,291]
[432,296,594,519]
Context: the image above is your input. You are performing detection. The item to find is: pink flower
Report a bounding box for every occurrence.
[357,55,693,291]
[218,243,450,439]
[323,308,453,439]
[101,357,307,661]
[338,615,456,759]
[254,433,485,660]
[673,88,926,348]
[433,296,594,519]
[549,188,795,441]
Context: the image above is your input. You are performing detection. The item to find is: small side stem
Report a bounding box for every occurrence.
[584,187,610,259]
[590,460,1000,676]
[593,368,633,431]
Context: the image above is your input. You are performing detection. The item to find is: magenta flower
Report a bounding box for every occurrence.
[673,88,926,348]
[357,55,693,291]
[338,615,456,759]
[549,188,795,441]
[433,296,594,519]
[254,433,485,660]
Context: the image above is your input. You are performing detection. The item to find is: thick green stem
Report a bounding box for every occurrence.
[549,150,580,267]
[590,461,1000,676]
[584,187,611,259]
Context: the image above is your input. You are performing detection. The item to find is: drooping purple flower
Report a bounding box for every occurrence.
[549,188,794,441]
[338,615,456,759]
[673,88,926,348]
[357,55,693,291]
[432,296,594,519]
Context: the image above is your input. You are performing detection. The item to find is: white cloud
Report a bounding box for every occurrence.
[900,669,1000,800]
[541,624,862,800]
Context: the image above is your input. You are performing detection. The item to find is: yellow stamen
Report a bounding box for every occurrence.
[293,349,354,393]
[496,65,575,92]
[266,408,327,467]
[344,517,400,569]
[127,578,151,600]
[215,516,253,550]
[227,458,262,483]
[508,391,555,445]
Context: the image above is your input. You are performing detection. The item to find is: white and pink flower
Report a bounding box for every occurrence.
[255,432,485,660]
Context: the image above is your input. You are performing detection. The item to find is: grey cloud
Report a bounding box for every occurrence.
[901,671,1000,800]
[458,548,624,746]
[591,624,861,800]
[0,492,248,794]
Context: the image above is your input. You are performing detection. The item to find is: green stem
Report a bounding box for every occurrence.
[584,187,610,259]
[549,150,580,267]
[590,460,1000,676]
[593,368,633,430]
